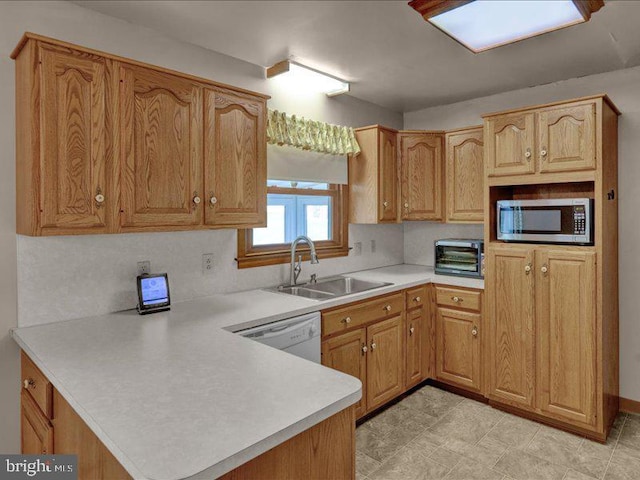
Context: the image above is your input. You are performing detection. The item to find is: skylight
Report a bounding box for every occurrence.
[429,0,587,53]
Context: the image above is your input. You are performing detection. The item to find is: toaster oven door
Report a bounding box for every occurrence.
[435,244,481,277]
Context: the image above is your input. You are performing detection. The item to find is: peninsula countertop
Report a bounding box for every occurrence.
[11,264,483,479]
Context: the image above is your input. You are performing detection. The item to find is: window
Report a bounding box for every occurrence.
[237,180,348,268]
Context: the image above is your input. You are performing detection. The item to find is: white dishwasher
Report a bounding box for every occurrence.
[236,312,321,363]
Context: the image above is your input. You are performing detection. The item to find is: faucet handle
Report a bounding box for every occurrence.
[310,274,317,284]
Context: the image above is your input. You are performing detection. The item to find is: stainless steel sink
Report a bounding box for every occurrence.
[265,276,392,300]
[274,286,335,300]
[309,277,392,296]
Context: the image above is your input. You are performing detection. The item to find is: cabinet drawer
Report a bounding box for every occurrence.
[21,352,53,419]
[435,286,481,312]
[406,285,428,310]
[322,292,404,337]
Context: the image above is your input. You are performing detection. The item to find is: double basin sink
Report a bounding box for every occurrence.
[266,276,393,300]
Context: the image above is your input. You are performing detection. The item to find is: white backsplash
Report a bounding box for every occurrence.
[17,224,403,327]
[403,222,484,267]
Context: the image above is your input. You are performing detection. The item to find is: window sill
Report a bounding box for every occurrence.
[236,246,350,269]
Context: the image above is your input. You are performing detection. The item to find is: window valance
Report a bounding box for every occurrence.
[266,110,361,156]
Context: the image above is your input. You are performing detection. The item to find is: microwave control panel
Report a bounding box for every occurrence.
[573,206,586,235]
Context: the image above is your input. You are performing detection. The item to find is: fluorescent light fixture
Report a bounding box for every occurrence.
[428,1,590,53]
[266,60,350,97]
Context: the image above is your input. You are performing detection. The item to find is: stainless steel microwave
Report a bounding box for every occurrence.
[496,198,593,245]
[435,239,484,279]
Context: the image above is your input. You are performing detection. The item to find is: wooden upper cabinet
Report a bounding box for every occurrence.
[350,126,398,224]
[379,128,399,222]
[436,307,481,392]
[445,127,484,223]
[538,102,596,173]
[204,89,266,227]
[536,250,597,427]
[119,65,203,228]
[15,34,270,236]
[321,329,367,418]
[366,315,404,411]
[399,133,443,221]
[486,245,536,410]
[485,112,536,177]
[39,45,111,234]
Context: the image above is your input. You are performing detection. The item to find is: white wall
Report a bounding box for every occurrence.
[0,0,404,452]
[405,66,640,403]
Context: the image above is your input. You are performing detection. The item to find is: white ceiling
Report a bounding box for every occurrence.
[73,0,640,113]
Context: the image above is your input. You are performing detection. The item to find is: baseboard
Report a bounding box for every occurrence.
[620,396,640,414]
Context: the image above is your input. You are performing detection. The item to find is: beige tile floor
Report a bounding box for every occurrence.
[355,385,638,480]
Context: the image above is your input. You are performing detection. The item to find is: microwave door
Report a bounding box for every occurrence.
[497,202,590,243]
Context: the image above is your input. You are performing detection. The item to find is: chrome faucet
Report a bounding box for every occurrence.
[290,235,319,286]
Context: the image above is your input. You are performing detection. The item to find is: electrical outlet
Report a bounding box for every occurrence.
[202,253,214,274]
[353,242,362,256]
[370,239,377,253]
[137,261,151,276]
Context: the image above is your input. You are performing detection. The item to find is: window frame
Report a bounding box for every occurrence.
[237,183,349,269]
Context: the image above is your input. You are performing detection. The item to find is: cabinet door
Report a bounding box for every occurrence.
[120,65,203,227]
[485,112,535,177]
[537,250,597,426]
[436,308,481,392]
[367,315,404,411]
[486,246,536,409]
[322,329,367,418]
[378,128,398,223]
[538,103,596,173]
[446,128,484,222]
[399,134,443,221]
[21,390,53,454]
[406,308,424,389]
[40,45,110,232]
[204,89,266,227]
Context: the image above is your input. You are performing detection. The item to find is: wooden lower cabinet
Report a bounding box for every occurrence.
[536,249,597,427]
[322,329,368,418]
[220,406,355,480]
[405,308,425,389]
[367,315,405,410]
[21,390,53,455]
[436,308,481,392]
[486,246,536,410]
[486,244,607,437]
[52,390,131,479]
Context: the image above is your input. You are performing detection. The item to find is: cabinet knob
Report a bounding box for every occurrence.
[23,378,35,389]
[451,296,463,303]
[361,344,368,355]
[541,148,548,158]
[471,326,478,337]
[370,342,377,351]
[525,148,532,159]
[541,264,548,275]
[409,326,415,336]
[193,195,201,205]
[384,304,392,312]
[404,203,409,208]
[383,201,389,208]
[95,193,105,204]
[413,296,421,302]
[342,316,352,324]
[525,264,532,274]
[210,196,218,205]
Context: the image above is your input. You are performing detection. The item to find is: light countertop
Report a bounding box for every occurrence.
[11,264,483,479]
